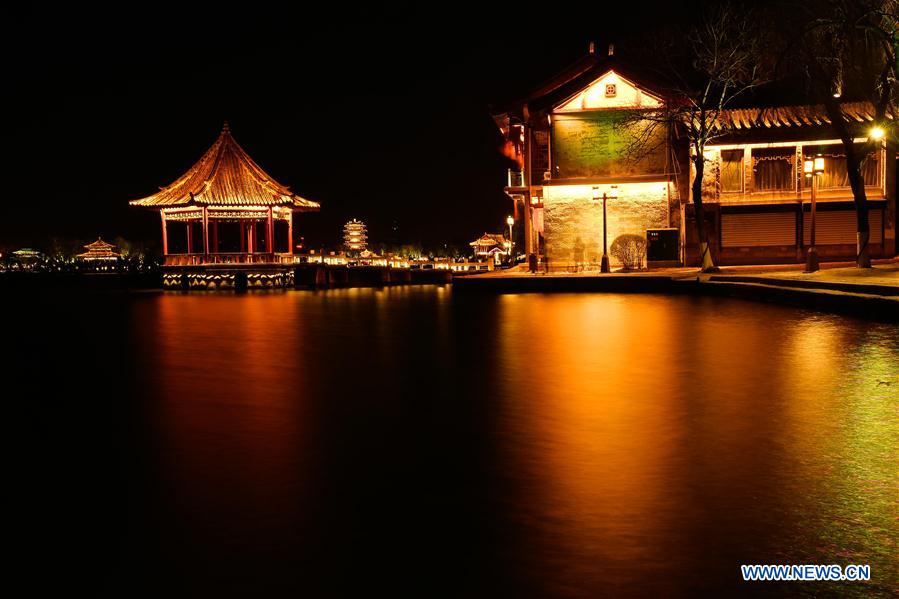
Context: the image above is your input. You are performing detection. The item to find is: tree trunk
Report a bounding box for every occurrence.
[846,150,872,268]
[692,155,716,271]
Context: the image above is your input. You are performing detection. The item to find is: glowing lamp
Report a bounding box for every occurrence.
[869,126,885,141]
[506,215,514,227]
[804,156,825,177]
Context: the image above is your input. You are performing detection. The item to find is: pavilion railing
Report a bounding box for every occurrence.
[164,253,284,266]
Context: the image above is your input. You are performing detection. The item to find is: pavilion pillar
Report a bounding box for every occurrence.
[160,212,169,256]
[186,220,194,254]
[266,207,274,255]
[249,222,256,255]
[202,207,209,259]
[287,210,294,255]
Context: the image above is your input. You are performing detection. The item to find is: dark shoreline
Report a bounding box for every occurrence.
[2,271,896,323]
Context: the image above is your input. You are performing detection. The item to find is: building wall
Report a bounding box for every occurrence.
[686,139,898,263]
[542,182,670,268]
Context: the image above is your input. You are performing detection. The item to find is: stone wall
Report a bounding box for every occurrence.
[543,182,671,268]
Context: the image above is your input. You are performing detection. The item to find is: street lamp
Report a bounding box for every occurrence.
[592,185,619,273]
[804,154,825,273]
[506,215,514,263]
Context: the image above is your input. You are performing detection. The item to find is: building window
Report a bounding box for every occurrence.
[605,84,617,97]
[720,149,743,192]
[752,147,795,192]
[803,144,880,189]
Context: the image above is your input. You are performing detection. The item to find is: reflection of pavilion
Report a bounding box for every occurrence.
[130,123,320,289]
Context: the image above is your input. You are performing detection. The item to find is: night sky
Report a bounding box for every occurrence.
[1,4,690,252]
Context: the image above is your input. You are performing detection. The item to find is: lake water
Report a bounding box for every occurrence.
[6,286,898,596]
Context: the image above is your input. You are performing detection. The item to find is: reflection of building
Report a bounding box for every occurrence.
[469,233,510,264]
[343,219,368,252]
[129,123,320,289]
[493,45,896,267]
[76,238,121,263]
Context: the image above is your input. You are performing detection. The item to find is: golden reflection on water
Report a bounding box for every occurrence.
[131,289,897,595]
[492,294,898,595]
[147,294,315,531]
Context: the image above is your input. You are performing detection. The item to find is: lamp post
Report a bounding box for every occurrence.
[592,185,619,273]
[804,155,825,273]
[506,215,514,263]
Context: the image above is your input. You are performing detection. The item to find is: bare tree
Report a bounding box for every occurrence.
[620,3,770,272]
[793,0,898,267]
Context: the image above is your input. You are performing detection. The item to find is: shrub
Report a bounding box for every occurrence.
[610,234,646,271]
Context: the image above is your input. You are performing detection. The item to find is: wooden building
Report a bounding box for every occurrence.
[469,233,511,264]
[130,123,320,288]
[493,47,896,267]
[692,103,895,264]
[75,238,121,263]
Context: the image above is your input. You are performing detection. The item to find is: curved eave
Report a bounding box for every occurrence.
[129,196,321,211]
[128,197,192,208]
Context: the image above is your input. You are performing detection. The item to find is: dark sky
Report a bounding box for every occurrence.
[0,3,689,252]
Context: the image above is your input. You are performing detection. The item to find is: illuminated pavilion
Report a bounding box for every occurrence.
[76,238,121,262]
[130,123,320,289]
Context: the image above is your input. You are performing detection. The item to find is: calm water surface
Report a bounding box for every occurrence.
[8,286,898,597]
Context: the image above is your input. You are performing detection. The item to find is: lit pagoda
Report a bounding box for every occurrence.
[76,238,121,262]
[130,122,319,266]
[343,219,368,252]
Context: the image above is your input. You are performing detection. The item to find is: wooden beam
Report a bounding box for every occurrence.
[287,210,294,254]
[266,207,273,254]
[202,207,209,258]
[160,212,169,256]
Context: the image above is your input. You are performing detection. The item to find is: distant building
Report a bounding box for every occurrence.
[469,233,510,264]
[10,248,44,270]
[343,219,368,252]
[76,238,121,263]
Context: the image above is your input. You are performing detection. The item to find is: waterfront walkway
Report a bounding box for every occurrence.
[454,258,899,320]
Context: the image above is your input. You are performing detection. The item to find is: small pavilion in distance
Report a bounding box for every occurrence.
[130,123,319,289]
[76,238,121,269]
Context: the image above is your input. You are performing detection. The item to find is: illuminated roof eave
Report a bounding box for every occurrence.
[129,124,321,211]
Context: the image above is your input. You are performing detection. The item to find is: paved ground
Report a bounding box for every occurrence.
[709,258,898,283]
[482,258,899,292]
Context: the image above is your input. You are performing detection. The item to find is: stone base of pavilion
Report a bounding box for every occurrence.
[162,262,295,290]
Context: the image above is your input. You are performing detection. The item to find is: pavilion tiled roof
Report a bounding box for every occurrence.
[130,123,319,210]
[713,101,895,131]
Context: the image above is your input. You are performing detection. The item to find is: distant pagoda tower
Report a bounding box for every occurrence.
[343,219,368,253]
[76,238,121,262]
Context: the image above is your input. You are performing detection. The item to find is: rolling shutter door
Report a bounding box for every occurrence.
[803,209,883,245]
[721,212,796,247]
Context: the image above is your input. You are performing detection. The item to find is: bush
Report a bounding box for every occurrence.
[610,234,646,271]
